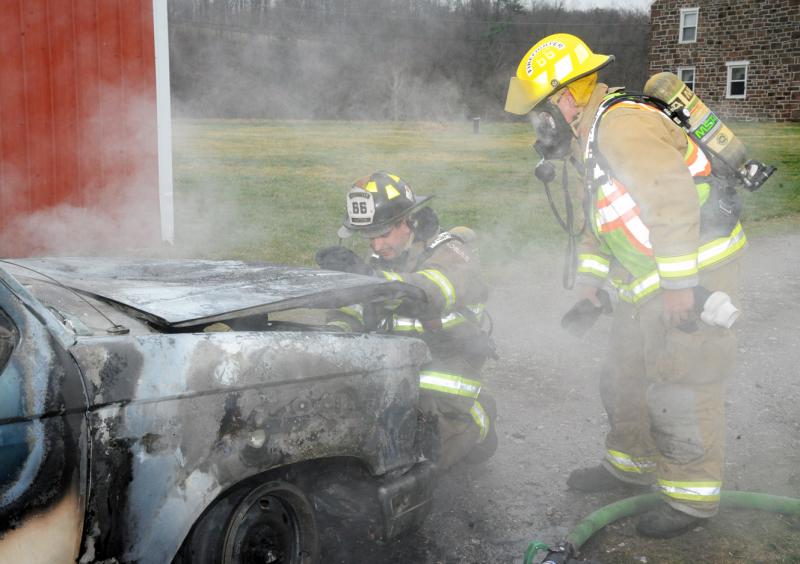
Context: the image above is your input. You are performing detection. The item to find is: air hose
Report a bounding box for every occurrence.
[539,159,585,290]
[524,491,800,564]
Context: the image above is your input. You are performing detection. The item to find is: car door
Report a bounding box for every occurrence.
[0,271,88,563]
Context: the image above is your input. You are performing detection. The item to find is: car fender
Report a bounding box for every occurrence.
[72,330,429,563]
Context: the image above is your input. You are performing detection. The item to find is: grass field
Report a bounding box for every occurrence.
[170,120,800,562]
[172,120,800,266]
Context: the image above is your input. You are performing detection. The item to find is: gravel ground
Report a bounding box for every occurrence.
[373,230,800,564]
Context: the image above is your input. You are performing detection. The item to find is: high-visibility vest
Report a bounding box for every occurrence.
[580,96,746,304]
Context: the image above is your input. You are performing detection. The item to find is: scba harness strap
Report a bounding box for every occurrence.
[422,230,462,260]
[583,93,672,194]
[585,93,744,240]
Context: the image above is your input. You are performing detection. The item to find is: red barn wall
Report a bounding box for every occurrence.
[0,0,161,257]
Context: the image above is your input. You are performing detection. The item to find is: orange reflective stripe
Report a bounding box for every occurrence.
[596,180,652,254]
[686,139,711,176]
[588,97,743,288]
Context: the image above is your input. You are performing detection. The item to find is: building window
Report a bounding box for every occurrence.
[679,8,699,43]
[726,61,749,99]
[677,66,696,91]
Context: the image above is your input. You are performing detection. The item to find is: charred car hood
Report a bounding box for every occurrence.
[6,257,420,328]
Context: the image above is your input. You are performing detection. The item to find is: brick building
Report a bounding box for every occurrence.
[648,0,799,121]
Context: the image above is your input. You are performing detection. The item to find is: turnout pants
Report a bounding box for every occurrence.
[418,357,493,471]
[600,260,740,517]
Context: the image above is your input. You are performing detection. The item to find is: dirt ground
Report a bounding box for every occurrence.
[373,229,800,564]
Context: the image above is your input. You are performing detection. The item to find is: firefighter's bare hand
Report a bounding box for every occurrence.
[662,288,695,326]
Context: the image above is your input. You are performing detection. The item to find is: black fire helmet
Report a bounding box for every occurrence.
[338,171,432,239]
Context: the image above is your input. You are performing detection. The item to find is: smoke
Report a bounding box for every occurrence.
[6,194,158,258]
[0,81,170,258]
[169,24,468,122]
[166,120,265,260]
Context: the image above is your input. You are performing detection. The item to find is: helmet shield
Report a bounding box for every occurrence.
[338,172,431,239]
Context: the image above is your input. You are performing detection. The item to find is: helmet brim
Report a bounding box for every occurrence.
[339,195,433,239]
[505,53,614,115]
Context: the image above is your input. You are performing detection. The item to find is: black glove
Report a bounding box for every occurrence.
[315,246,373,276]
[394,286,431,320]
[560,289,612,338]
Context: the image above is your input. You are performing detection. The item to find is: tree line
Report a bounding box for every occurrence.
[168,0,650,121]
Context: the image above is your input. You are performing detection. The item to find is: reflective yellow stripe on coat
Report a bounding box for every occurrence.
[577,253,611,280]
[393,304,485,334]
[614,222,747,304]
[418,269,456,310]
[419,370,481,399]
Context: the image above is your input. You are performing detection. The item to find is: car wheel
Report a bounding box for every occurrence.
[221,480,319,564]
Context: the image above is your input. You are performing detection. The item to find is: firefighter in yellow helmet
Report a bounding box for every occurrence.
[316,171,498,471]
[506,34,747,538]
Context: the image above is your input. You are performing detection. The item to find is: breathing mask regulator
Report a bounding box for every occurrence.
[530,99,586,290]
[531,100,574,167]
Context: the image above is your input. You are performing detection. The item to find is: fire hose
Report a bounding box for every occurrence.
[524,491,800,564]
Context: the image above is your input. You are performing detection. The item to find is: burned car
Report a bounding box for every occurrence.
[0,257,433,563]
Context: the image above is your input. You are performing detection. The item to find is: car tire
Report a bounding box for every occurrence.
[178,480,319,564]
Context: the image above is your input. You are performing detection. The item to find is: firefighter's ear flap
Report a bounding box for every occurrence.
[411,206,439,240]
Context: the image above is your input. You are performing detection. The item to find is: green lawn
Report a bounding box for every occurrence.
[172,120,800,265]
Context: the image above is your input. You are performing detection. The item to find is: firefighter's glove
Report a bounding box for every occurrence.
[395,288,432,320]
[315,246,373,276]
[560,289,612,338]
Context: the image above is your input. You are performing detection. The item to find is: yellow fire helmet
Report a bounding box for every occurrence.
[505,33,614,115]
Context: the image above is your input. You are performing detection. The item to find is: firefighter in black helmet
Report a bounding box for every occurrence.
[317,171,498,471]
[338,171,431,241]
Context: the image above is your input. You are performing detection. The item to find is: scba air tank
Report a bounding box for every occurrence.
[644,72,748,175]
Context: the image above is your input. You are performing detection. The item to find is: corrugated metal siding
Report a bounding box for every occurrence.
[0,0,160,256]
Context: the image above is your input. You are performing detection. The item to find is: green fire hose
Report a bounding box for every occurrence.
[524,491,800,564]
